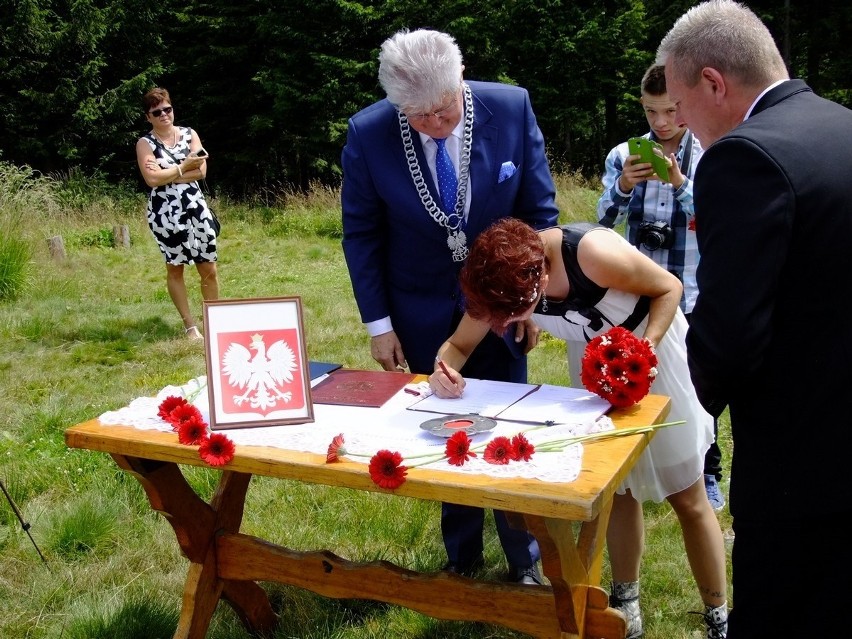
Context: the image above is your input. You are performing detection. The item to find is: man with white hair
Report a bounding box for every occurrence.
[341,28,558,585]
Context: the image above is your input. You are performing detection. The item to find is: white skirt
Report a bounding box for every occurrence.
[538,304,713,503]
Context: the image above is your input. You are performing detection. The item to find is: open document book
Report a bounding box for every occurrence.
[406,378,611,426]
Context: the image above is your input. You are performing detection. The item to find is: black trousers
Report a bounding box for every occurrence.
[438,310,539,568]
[728,510,851,637]
[684,312,723,479]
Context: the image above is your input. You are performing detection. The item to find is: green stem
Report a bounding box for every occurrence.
[407,455,449,469]
[529,420,685,452]
[342,448,445,462]
[182,377,207,403]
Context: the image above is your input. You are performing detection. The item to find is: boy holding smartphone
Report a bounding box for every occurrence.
[595,67,724,636]
[596,62,724,639]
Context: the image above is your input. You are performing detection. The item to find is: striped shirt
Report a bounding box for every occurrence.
[596,130,703,313]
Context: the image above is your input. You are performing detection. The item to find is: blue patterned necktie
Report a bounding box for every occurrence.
[433,137,458,215]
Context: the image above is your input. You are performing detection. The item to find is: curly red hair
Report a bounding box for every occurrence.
[460,218,547,333]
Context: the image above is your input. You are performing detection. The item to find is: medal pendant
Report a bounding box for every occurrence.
[447,231,469,262]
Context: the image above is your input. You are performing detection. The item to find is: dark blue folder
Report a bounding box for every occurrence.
[308,361,343,380]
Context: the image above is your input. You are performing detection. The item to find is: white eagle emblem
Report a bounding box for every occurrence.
[221,333,297,410]
[447,230,469,262]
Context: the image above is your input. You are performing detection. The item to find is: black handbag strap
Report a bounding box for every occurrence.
[145,132,180,164]
[146,129,212,193]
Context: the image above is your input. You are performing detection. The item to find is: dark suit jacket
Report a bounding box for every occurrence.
[687,80,852,517]
[341,80,559,377]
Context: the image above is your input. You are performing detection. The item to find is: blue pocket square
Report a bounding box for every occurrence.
[498,161,517,183]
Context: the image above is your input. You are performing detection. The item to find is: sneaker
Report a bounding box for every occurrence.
[704,474,725,511]
[610,581,643,638]
[690,602,728,639]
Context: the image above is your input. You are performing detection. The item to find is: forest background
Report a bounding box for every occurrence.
[2,0,850,199]
[2,1,844,636]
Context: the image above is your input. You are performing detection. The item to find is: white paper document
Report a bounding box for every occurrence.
[407,378,611,425]
[498,383,611,425]
[407,378,537,417]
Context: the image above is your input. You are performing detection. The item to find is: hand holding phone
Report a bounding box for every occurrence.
[193,148,208,158]
[627,137,670,182]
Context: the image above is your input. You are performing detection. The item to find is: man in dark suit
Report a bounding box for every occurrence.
[658,1,852,636]
[341,29,558,585]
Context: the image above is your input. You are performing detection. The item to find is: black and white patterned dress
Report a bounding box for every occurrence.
[142,127,218,265]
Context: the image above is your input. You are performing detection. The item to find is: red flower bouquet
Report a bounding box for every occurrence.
[580,326,658,408]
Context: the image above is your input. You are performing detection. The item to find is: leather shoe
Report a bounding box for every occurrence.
[442,555,484,577]
[509,563,543,586]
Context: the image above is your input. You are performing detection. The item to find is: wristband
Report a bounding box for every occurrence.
[176,165,183,178]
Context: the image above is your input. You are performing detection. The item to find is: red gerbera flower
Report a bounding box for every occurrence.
[511,433,535,462]
[158,395,187,421]
[368,449,408,489]
[600,341,623,362]
[483,436,513,465]
[608,326,632,343]
[445,431,476,466]
[199,432,235,466]
[177,415,208,445]
[582,356,607,380]
[326,433,346,463]
[623,352,652,383]
[608,361,628,382]
[608,387,635,408]
[168,403,203,430]
[632,339,658,367]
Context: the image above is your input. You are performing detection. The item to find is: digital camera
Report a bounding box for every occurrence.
[635,220,675,251]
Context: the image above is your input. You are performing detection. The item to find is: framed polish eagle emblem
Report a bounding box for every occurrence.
[202,296,314,429]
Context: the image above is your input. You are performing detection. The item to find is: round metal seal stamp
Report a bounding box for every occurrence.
[419,414,497,438]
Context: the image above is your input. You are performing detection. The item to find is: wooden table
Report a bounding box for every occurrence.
[64,387,669,639]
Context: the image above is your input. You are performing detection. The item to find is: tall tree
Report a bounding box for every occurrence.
[160,0,384,197]
[493,0,650,174]
[2,0,849,194]
[1,0,170,177]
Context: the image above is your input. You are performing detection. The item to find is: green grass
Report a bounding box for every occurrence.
[0,168,732,638]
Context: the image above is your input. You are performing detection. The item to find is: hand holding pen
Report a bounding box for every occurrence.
[430,356,465,399]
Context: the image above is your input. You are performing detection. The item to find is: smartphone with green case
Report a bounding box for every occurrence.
[627,137,670,182]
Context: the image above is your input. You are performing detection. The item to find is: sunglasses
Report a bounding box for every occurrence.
[149,106,173,117]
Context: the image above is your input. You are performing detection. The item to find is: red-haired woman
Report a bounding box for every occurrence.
[430,218,727,639]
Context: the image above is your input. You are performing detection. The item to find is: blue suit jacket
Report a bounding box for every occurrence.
[341,80,558,376]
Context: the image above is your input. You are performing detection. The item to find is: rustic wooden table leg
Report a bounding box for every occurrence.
[515,501,626,639]
[112,455,278,638]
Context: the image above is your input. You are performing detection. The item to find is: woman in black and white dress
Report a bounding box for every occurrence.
[135,87,218,340]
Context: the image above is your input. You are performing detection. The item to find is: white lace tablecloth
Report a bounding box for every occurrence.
[98,377,615,484]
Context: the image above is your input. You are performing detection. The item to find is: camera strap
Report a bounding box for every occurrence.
[680,131,696,175]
